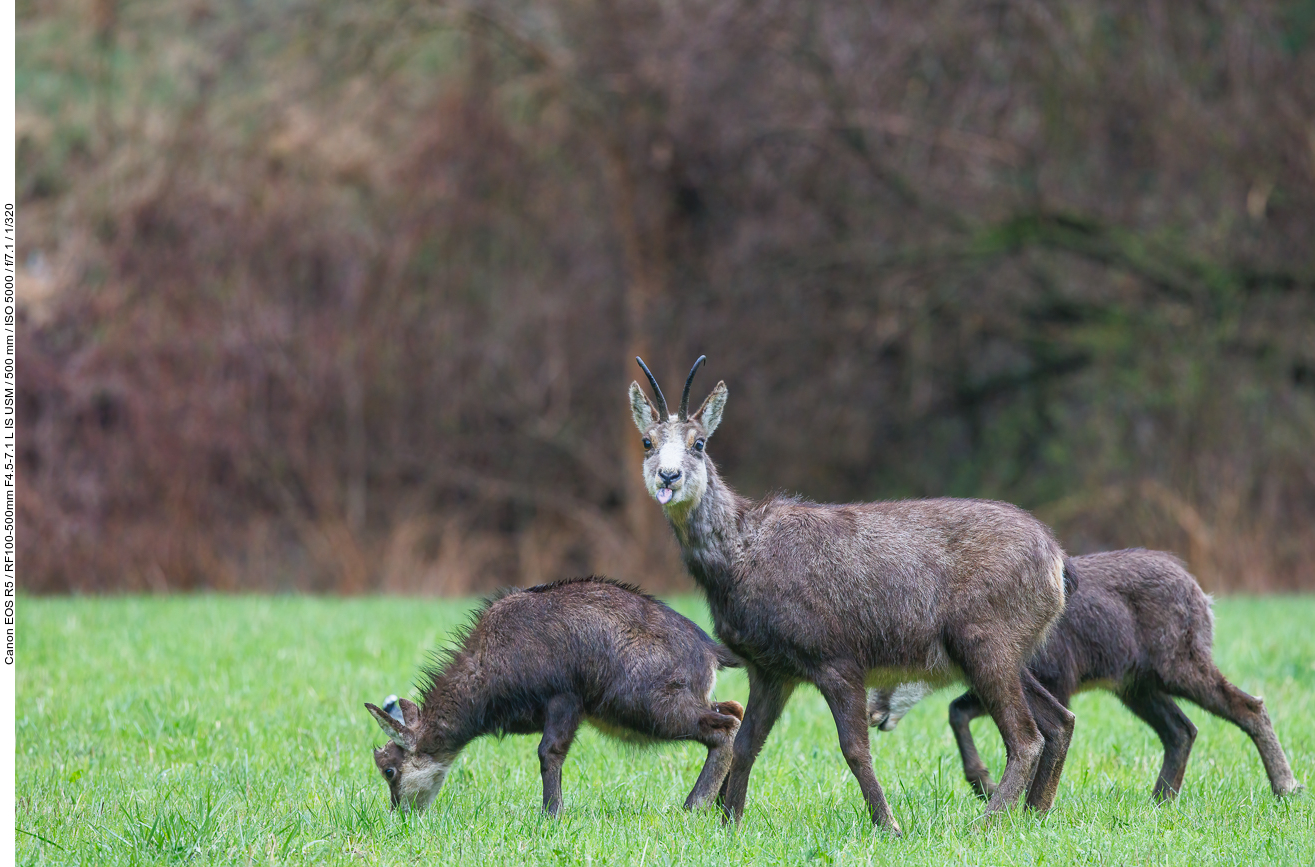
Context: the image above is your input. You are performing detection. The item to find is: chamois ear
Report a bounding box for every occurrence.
[382,694,405,724]
[629,381,658,433]
[694,381,728,437]
[397,698,421,729]
[366,702,416,751]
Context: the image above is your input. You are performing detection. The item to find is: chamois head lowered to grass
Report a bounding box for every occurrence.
[365,577,744,815]
[366,695,455,812]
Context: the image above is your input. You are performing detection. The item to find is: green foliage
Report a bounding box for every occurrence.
[16,595,1315,865]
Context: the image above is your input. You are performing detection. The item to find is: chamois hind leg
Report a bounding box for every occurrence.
[1120,688,1196,801]
[1170,666,1302,797]
[538,694,583,816]
[720,669,795,823]
[953,648,1044,815]
[947,692,996,799]
[815,664,901,835]
[683,700,744,810]
[1021,670,1075,812]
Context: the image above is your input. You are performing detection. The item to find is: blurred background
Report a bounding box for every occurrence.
[15,0,1315,595]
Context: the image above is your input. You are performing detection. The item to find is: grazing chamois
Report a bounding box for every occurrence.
[365,577,744,814]
[868,548,1303,801]
[628,356,1075,833]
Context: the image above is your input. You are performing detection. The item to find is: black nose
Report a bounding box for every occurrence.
[659,469,682,484]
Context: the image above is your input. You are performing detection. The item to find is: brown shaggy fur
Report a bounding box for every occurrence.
[870,549,1303,801]
[365,577,743,814]
[630,357,1075,833]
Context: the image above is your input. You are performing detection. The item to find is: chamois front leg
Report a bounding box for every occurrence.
[947,692,996,799]
[719,670,794,823]
[1120,689,1197,801]
[815,665,901,835]
[538,694,583,816]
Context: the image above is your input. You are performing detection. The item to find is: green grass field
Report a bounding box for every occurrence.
[16,595,1315,865]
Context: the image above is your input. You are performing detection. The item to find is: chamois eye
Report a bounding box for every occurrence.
[694,439,705,452]
[384,767,396,780]
[642,437,652,450]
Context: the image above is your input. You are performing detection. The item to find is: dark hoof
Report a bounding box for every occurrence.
[1152,787,1179,804]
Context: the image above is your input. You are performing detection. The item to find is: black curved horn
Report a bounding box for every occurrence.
[635,357,669,419]
[679,355,707,419]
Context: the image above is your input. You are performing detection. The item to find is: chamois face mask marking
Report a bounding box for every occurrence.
[644,424,709,510]
[629,356,725,515]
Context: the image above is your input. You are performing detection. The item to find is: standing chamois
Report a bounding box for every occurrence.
[868,548,1303,801]
[628,356,1075,833]
[364,577,744,814]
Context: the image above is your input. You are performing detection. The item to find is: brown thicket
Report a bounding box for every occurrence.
[16,0,1315,593]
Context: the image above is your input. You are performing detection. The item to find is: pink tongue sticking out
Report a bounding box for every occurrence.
[657,488,674,505]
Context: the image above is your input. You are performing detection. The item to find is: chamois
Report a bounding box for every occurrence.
[364,577,744,815]
[629,356,1075,833]
[868,548,1303,801]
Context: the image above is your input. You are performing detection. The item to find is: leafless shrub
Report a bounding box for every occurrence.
[17,0,1315,592]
